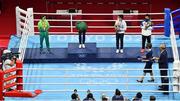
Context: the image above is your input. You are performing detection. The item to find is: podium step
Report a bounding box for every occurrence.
[68,43,97,58]
[11,44,176,63]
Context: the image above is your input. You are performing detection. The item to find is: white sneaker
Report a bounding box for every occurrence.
[82,44,85,48]
[120,49,123,53]
[79,44,82,48]
[116,49,119,53]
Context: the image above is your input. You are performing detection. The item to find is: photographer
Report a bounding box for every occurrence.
[2,49,17,91]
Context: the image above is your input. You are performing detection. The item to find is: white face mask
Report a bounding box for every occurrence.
[146,48,151,52]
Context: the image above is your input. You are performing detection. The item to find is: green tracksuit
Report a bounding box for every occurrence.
[76,21,87,31]
[76,21,87,44]
[38,19,50,50]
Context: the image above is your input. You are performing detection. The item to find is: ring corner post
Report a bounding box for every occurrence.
[0,70,4,101]
[164,8,171,37]
[16,60,23,90]
[16,6,21,37]
[27,8,34,36]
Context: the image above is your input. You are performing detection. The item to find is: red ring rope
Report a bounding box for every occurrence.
[0,60,42,101]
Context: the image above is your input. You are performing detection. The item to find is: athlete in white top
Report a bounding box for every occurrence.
[140,14,153,53]
[114,15,127,53]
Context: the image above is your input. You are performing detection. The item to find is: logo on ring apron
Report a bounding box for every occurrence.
[78,53,87,58]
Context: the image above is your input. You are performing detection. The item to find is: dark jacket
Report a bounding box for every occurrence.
[143,50,153,73]
[83,93,96,101]
[83,98,95,101]
[112,95,124,101]
[158,50,168,69]
[145,49,153,63]
[133,97,142,101]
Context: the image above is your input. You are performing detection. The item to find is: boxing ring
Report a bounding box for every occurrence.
[3,7,180,100]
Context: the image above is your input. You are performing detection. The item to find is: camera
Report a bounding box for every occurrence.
[1,51,20,62]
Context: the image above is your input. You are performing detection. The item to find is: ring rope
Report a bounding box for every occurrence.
[16,83,178,86]
[18,75,175,78]
[19,89,177,93]
[34,32,164,34]
[4,75,17,82]
[34,25,164,28]
[19,68,177,71]
[33,12,165,15]
[34,19,164,22]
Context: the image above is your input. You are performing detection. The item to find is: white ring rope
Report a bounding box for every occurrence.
[19,68,177,71]
[33,12,164,16]
[34,32,164,34]
[34,25,164,28]
[19,75,175,78]
[32,11,165,34]
[34,19,164,22]
[18,90,177,93]
[17,83,178,86]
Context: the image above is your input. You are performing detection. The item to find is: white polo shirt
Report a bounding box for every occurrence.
[141,20,153,36]
[115,20,127,34]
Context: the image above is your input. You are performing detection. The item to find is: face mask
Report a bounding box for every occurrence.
[145,18,149,22]
[146,48,151,52]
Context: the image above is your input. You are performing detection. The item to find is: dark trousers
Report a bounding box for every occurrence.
[79,30,86,44]
[160,68,169,91]
[142,35,151,49]
[116,33,124,49]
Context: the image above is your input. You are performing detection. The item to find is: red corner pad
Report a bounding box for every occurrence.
[4,89,42,98]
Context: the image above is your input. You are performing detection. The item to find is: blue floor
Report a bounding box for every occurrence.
[6,35,180,101]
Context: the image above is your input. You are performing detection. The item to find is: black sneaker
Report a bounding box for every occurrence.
[136,80,143,83]
[163,92,169,95]
[158,88,164,90]
[148,79,154,82]
[159,85,163,88]
[47,49,52,54]
[40,48,43,54]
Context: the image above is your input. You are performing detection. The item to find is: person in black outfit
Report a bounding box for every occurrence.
[137,43,154,83]
[112,89,124,101]
[101,93,109,101]
[71,89,80,101]
[154,44,169,94]
[132,92,143,101]
[83,91,96,101]
[150,95,156,101]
